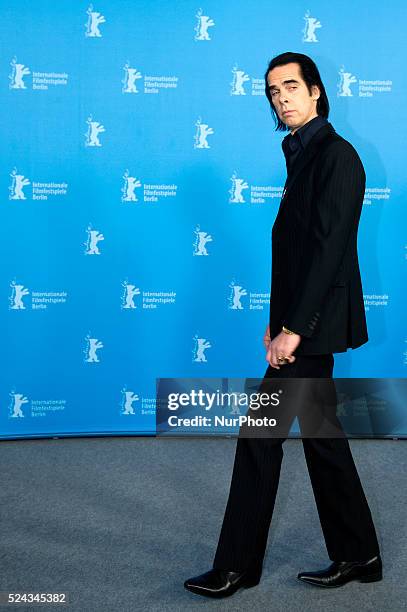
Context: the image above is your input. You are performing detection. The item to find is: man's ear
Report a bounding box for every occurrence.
[311,84,320,101]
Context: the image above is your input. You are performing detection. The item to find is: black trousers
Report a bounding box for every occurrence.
[212,354,380,571]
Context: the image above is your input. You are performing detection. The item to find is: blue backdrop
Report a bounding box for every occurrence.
[1,1,406,438]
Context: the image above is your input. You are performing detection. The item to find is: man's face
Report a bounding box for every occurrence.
[266,62,320,133]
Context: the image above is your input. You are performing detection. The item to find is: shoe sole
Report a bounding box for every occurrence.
[184,574,261,598]
[359,571,383,583]
[297,571,383,588]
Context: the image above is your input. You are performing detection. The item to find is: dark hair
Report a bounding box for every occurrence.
[264,51,329,131]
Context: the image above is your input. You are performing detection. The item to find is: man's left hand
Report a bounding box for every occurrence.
[266,331,302,369]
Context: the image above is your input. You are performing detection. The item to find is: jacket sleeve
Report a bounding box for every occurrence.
[282,141,365,338]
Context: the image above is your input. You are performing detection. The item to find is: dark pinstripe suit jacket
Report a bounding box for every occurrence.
[270,121,368,355]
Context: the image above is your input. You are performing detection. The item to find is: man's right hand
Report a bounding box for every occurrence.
[263,323,299,368]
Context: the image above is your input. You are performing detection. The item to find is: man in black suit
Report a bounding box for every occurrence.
[184,52,382,598]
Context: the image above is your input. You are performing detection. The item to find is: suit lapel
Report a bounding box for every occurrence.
[281,122,336,202]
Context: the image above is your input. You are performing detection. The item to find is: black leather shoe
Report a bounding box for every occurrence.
[184,567,262,598]
[297,555,382,588]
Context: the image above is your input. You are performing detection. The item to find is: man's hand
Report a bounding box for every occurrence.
[264,326,301,369]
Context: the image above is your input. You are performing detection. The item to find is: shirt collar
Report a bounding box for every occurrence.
[282,115,328,154]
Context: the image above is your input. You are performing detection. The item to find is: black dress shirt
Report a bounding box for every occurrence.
[281,115,328,175]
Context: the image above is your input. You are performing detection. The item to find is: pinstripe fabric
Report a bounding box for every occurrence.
[270,122,368,355]
[212,355,381,571]
[211,122,380,575]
